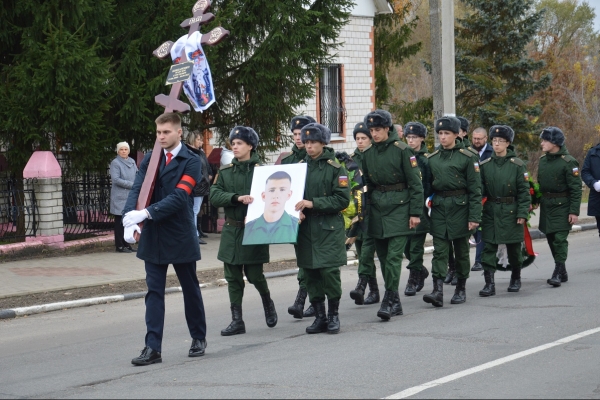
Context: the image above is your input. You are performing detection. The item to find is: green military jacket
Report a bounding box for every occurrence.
[281,145,306,165]
[414,142,431,234]
[362,130,424,239]
[209,152,270,264]
[427,139,482,240]
[480,147,530,244]
[537,146,582,234]
[243,211,299,245]
[295,147,350,269]
[349,145,371,241]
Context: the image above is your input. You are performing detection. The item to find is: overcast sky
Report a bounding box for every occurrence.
[589,0,600,32]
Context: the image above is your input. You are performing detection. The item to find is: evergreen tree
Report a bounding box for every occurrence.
[374,1,422,107]
[455,0,551,148]
[0,0,115,175]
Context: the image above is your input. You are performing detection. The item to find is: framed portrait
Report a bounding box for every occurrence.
[242,163,307,245]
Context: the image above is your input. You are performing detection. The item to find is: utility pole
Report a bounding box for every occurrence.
[429,0,455,146]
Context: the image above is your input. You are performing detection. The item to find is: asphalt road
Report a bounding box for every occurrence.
[1,230,599,399]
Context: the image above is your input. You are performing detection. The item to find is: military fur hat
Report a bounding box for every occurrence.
[489,125,515,143]
[289,115,316,132]
[353,122,372,140]
[456,116,469,133]
[435,116,461,134]
[404,122,427,138]
[301,123,331,145]
[540,126,565,147]
[229,126,259,149]
[364,109,393,129]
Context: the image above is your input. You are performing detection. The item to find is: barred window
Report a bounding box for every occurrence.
[318,64,346,137]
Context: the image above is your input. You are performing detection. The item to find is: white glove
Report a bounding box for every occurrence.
[123,209,148,227]
[594,181,600,192]
[124,224,141,244]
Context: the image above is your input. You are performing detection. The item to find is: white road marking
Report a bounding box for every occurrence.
[384,327,600,399]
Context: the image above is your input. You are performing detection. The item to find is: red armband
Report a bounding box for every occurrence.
[176,175,196,195]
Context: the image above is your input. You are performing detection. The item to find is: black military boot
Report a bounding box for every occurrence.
[547,264,562,287]
[364,277,380,305]
[471,262,483,272]
[416,267,429,292]
[261,293,278,328]
[479,270,496,297]
[306,302,328,334]
[404,269,418,296]
[507,268,521,292]
[451,273,458,286]
[287,288,307,319]
[451,278,467,304]
[327,300,340,334]
[423,277,444,307]
[377,290,394,320]
[221,304,246,336]
[349,275,368,305]
[559,262,568,282]
[303,304,316,317]
[444,263,456,284]
[391,291,403,316]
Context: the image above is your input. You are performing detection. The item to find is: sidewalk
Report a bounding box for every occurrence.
[0,204,593,300]
[0,234,296,299]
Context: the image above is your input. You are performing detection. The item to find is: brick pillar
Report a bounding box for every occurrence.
[23,152,64,244]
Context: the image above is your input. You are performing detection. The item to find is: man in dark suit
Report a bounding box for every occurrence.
[123,112,207,366]
[470,127,493,271]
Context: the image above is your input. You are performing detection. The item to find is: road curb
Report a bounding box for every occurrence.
[2,226,596,320]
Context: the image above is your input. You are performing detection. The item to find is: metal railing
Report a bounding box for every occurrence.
[62,171,113,241]
[0,177,38,243]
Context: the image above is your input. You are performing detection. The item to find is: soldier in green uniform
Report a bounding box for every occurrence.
[294,123,350,334]
[243,171,299,245]
[348,122,380,305]
[537,127,582,287]
[423,117,482,307]
[478,126,530,296]
[284,115,317,319]
[403,122,431,296]
[209,126,278,336]
[361,110,424,320]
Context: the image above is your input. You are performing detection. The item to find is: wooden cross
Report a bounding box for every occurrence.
[134,0,229,229]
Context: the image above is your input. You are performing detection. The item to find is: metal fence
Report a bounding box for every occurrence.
[62,171,114,241]
[0,177,38,243]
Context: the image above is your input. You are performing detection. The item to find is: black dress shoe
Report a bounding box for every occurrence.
[189,338,207,357]
[198,238,207,245]
[200,232,209,238]
[126,245,136,252]
[131,346,161,366]
[116,247,132,253]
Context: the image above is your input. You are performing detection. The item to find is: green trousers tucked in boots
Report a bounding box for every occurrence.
[373,235,409,291]
[546,231,569,264]
[297,267,307,291]
[356,237,377,278]
[304,267,342,303]
[224,263,270,305]
[431,236,471,281]
[404,233,428,296]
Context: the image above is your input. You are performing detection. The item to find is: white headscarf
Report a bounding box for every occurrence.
[116,142,130,153]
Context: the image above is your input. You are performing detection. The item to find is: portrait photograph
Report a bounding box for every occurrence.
[242,163,307,245]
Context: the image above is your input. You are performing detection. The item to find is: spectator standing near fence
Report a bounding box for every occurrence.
[110,142,138,253]
[582,142,600,240]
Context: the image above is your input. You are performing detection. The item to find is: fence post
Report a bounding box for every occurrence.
[23,152,64,244]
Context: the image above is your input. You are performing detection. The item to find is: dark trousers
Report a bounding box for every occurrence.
[356,236,377,278]
[474,229,485,264]
[432,236,471,280]
[144,261,206,353]
[481,242,523,272]
[114,214,124,249]
[297,267,307,291]
[404,233,426,271]
[305,267,342,303]
[596,216,600,238]
[546,231,570,263]
[224,263,270,305]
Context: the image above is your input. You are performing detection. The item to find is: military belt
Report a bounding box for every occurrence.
[542,192,569,198]
[439,189,467,197]
[225,217,245,228]
[491,196,516,204]
[303,209,338,217]
[374,182,406,192]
